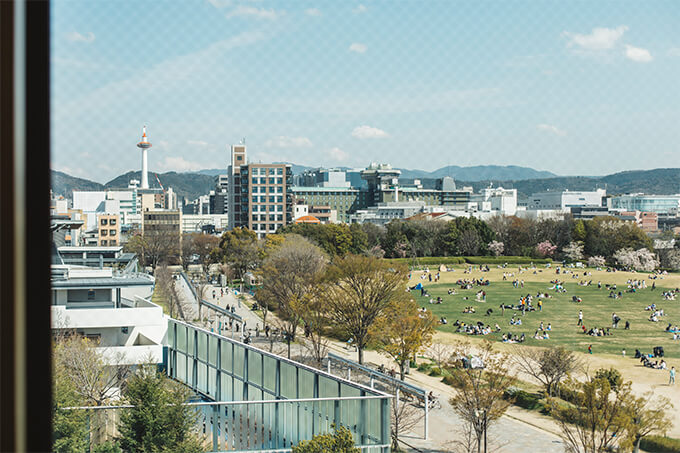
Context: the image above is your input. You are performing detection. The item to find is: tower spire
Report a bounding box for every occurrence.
[137,125,153,189]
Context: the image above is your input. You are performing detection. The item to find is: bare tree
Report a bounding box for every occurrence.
[427,343,453,369]
[324,255,409,364]
[258,235,328,358]
[299,294,331,368]
[627,392,674,453]
[53,334,132,407]
[387,381,424,451]
[512,346,580,397]
[446,341,514,453]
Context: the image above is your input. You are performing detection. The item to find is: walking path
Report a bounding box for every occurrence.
[191,284,566,452]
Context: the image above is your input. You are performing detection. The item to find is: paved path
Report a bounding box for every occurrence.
[178,284,566,452]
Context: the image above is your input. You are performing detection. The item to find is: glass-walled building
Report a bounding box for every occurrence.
[609,194,680,214]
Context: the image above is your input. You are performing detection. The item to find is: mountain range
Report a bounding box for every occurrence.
[51,166,680,201]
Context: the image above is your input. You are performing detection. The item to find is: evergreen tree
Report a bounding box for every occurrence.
[118,365,204,453]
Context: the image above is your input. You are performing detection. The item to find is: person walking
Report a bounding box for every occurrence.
[670,367,676,385]
[578,310,583,326]
[588,344,592,354]
[538,300,543,312]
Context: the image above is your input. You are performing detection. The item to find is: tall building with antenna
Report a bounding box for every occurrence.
[136,125,152,189]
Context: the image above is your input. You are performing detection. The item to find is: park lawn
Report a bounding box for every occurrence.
[408,266,680,358]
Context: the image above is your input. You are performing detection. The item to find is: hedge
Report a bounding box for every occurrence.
[639,436,680,453]
[503,388,543,410]
[385,256,553,266]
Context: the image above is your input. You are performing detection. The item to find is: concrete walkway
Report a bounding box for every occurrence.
[192,286,566,452]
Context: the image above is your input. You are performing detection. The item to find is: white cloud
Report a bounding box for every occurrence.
[226,6,282,20]
[65,31,95,43]
[537,124,567,137]
[351,125,389,139]
[562,26,628,51]
[625,45,653,62]
[326,147,349,162]
[352,4,367,14]
[349,43,367,53]
[187,140,211,146]
[305,8,322,17]
[157,156,204,172]
[264,136,312,148]
[207,0,232,8]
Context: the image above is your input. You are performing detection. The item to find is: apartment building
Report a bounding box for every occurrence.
[97,213,120,246]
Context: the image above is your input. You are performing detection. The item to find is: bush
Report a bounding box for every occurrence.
[428,367,442,377]
[504,388,542,410]
[386,256,553,266]
[417,362,432,372]
[639,435,680,453]
[464,256,552,265]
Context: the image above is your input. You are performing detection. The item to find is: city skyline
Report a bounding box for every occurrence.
[52,1,680,182]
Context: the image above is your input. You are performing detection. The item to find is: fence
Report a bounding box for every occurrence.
[166,318,392,451]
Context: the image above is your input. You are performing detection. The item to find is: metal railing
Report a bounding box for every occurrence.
[167,319,392,452]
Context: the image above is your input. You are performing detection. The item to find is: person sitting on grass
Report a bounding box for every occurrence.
[547,323,552,331]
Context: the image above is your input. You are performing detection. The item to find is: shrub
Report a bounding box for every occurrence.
[639,435,680,453]
[504,388,542,410]
[428,367,442,377]
[417,362,432,372]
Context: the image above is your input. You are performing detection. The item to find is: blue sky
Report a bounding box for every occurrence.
[51,0,680,183]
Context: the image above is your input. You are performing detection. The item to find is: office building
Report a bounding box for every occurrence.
[527,189,606,210]
[227,144,294,237]
[97,213,120,246]
[209,174,229,215]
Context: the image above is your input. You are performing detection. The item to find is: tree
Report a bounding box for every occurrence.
[563,241,584,262]
[625,393,673,453]
[324,255,409,364]
[217,227,260,281]
[299,293,332,369]
[54,335,131,407]
[53,333,133,450]
[426,343,453,369]
[613,248,659,271]
[573,220,587,242]
[488,241,504,257]
[53,363,89,453]
[446,341,514,453]
[659,248,680,270]
[257,235,327,358]
[291,424,359,453]
[118,365,204,453]
[549,376,633,453]
[185,233,220,274]
[512,346,580,397]
[124,230,180,269]
[387,381,424,451]
[587,255,606,268]
[536,240,557,258]
[371,299,436,380]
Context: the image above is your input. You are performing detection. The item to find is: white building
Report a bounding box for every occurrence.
[181,214,229,233]
[51,264,166,365]
[470,186,517,216]
[527,189,606,210]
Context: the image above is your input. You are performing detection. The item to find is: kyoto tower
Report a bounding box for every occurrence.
[137,125,152,189]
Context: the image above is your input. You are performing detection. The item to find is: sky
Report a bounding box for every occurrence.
[51,0,680,183]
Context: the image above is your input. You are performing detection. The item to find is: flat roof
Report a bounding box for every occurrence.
[58,246,124,252]
[52,276,154,288]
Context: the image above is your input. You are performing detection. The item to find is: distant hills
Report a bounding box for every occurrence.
[51,166,680,201]
[396,165,556,181]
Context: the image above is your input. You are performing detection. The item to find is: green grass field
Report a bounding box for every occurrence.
[409,266,680,358]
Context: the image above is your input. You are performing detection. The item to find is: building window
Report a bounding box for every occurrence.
[110,229,116,235]
[109,240,117,246]
[276,168,283,175]
[100,219,108,225]
[87,289,96,300]
[110,219,117,225]
[101,240,108,246]
[101,230,108,236]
